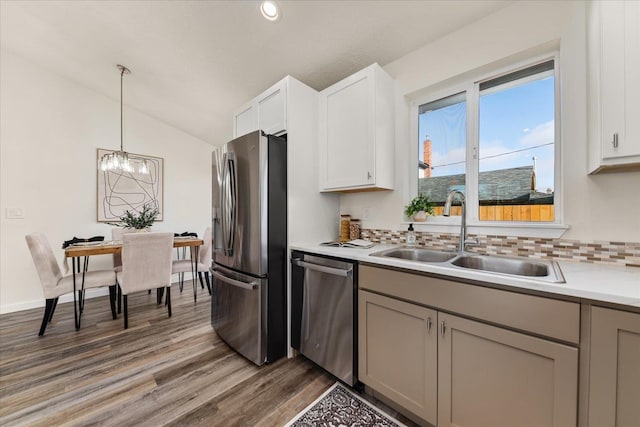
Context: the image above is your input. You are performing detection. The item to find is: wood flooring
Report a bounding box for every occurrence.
[0,284,416,427]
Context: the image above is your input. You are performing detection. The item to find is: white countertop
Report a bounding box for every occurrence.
[290,242,640,309]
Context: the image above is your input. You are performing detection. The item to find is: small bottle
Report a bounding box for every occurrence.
[406,223,416,247]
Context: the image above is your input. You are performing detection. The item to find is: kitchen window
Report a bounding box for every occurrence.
[415,57,561,230]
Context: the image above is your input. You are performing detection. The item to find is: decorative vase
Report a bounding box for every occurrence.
[413,211,428,222]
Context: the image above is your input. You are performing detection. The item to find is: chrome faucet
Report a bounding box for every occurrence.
[443,190,476,253]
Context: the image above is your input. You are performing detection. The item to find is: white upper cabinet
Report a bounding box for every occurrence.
[588,0,640,173]
[233,79,286,138]
[234,104,258,138]
[319,63,394,192]
[231,76,340,245]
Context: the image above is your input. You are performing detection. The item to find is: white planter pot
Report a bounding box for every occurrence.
[413,211,428,222]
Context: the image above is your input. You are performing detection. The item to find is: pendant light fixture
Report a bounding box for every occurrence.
[99,64,149,175]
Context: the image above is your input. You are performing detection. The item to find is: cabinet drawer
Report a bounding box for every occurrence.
[360,265,580,344]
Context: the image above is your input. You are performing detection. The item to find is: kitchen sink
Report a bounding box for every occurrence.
[370,247,457,263]
[450,254,565,283]
[369,247,565,283]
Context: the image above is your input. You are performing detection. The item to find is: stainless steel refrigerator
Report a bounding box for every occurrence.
[211,130,287,366]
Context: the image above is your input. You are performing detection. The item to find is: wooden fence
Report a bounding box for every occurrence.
[431,204,554,222]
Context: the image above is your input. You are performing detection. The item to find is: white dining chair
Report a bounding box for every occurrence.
[111,227,125,273]
[25,232,118,336]
[112,227,158,312]
[172,227,212,302]
[117,232,174,329]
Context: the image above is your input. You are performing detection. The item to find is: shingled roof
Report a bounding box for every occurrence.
[418,165,553,205]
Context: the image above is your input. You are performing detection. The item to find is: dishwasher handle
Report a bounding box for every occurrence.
[291,258,353,277]
[212,271,258,290]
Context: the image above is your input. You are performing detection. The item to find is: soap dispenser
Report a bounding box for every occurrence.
[406,223,416,247]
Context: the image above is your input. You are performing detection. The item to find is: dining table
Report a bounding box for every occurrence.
[64,236,204,330]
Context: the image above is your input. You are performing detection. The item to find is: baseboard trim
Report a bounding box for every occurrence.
[0,288,109,315]
[0,280,189,315]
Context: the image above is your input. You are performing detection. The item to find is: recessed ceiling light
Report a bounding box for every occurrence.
[260,1,280,21]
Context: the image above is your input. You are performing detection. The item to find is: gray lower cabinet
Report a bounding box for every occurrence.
[358,265,580,427]
[438,312,578,427]
[587,307,640,427]
[359,290,437,425]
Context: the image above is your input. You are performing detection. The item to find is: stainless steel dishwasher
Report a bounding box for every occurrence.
[291,251,357,386]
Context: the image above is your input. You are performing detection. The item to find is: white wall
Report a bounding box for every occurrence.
[340,0,640,242]
[0,50,212,313]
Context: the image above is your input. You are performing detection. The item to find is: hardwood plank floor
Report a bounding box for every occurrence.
[1,284,417,426]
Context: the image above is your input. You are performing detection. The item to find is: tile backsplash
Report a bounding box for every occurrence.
[361,228,640,268]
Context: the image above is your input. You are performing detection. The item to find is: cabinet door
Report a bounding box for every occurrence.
[234,104,258,138]
[257,80,286,136]
[622,1,640,159]
[590,0,640,171]
[359,290,437,425]
[320,69,375,190]
[588,307,640,427]
[600,0,640,160]
[438,313,578,427]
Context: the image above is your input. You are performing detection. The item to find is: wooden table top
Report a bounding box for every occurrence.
[64,238,204,257]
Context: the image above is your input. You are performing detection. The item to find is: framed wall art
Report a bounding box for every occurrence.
[97,148,164,222]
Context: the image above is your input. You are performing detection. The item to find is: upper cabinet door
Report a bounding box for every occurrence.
[319,63,394,192]
[322,71,374,189]
[257,80,286,136]
[234,105,258,139]
[233,79,287,138]
[588,0,640,173]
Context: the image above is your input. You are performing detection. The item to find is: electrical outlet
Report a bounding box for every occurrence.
[6,207,25,219]
[363,207,371,221]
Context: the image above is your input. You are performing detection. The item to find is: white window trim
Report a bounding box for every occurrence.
[407,51,567,239]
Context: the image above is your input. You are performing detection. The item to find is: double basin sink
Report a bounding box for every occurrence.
[370,247,565,283]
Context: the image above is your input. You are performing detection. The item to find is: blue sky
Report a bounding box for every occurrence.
[418,76,555,192]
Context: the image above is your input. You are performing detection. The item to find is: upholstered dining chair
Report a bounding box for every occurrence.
[112,227,158,312]
[173,231,198,293]
[111,227,127,313]
[111,227,125,273]
[172,227,212,302]
[25,232,117,336]
[116,232,174,329]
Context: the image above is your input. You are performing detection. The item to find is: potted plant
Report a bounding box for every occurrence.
[119,203,159,230]
[404,195,434,222]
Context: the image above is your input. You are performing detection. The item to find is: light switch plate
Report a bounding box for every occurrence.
[363,207,371,220]
[6,207,25,219]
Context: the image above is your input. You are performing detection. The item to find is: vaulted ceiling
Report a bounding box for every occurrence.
[0,1,512,145]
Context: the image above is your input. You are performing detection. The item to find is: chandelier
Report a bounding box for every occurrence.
[99,64,149,175]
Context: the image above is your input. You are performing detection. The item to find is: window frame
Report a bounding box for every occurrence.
[408,52,567,238]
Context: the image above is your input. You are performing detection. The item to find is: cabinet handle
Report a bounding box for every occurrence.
[427,317,432,333]
[367,171,372,180]
[612,132,619,148]
[440,320,446,337]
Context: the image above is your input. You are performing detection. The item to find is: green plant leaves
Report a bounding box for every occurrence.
[404,195,434,217]
[119,204,159,229]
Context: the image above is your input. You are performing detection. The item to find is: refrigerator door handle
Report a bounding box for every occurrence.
[221,153,237,257]
[220,153,228,255]
[291,258,353,277]
[212,271,258,290]
[228,153,238,256]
